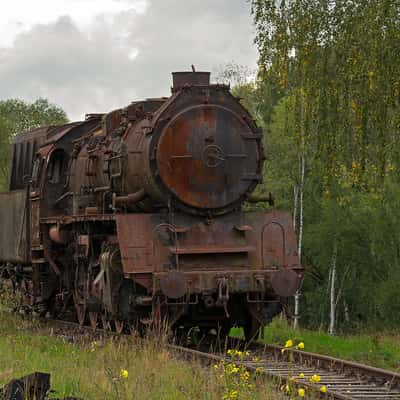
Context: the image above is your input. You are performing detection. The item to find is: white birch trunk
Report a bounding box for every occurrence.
[328,241,338,336]
[293,155,305,330]
[293,184,299,231]
[297,156,305,260]
[344,299,350,323]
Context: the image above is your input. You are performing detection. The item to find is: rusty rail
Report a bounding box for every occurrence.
[22,317,400,400]
[169,342,400,400]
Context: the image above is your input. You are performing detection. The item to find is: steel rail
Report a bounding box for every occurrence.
[25,317,400,400]
[169,341,400,400]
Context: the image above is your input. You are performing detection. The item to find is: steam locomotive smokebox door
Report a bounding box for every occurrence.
[156,105,259,210]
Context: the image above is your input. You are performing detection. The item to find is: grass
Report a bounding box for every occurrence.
[0,312,280,400]
[232,318,400,371]
[1,280,398,399]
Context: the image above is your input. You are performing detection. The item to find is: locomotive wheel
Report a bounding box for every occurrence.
[89,312,99,330]
[114,320,125,334]
[129,324,144,337]
[101,313,112,331]
[75,301,86,326]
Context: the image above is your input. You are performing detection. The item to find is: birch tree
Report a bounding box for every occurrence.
[251,0,400,331]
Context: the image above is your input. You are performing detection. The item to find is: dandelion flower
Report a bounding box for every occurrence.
[298,388,305,397]
[285,339,293,348]
[299,373,305,378]
[213,364,219,370]
[310,374,321,383]
[224,390,238,400]
[120,369,129,379]
[320,385,327,393]
[241,371,250,380]
[297,342,305,350]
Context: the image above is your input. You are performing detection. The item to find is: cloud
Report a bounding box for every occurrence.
[0,0,147,47]
[0,0,257,120]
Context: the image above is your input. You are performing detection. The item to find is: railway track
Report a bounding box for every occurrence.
[171,342,400,399]
[25,317,400,399]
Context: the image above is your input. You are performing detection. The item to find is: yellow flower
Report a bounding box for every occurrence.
[227,349,234,356]
[223,390,238,400]
[284,384,290,393]
[320,385,327,393]
[310,374,321,383]
[241,371,250,380]
[213,364,219,370]
[245,351,250,356]
[299,373,305,378]
[285,339,293,348]
[120,369,129,379]
[298,388,305,397]
[296,342,305,350]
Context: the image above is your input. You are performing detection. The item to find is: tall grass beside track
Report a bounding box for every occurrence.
[1,282,399,399]
[0,312,277,399]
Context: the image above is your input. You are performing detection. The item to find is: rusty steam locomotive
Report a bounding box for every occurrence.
[0,71,303,340]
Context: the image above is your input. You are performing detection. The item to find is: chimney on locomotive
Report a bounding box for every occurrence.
[171,66,210,93]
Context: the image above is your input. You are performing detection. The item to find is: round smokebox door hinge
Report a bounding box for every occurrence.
[202,144,225,168]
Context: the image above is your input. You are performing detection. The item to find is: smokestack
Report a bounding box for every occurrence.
[172,71,210,92]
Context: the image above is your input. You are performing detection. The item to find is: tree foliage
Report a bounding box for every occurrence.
[249,0,400,331]
[0,99,68,190]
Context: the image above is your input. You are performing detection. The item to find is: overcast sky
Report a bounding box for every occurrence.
[0,0,258,120]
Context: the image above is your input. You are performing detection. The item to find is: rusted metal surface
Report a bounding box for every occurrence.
[0,372,82,400]
[263,343,400,390]
[156,104,259,209]
[172,71,211,90]
[0,190,29,263]
[9,127,49,191]
[0,70,303,338]
[0,372,50,400]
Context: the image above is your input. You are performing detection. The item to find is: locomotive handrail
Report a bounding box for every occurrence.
[168,246,254,255]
